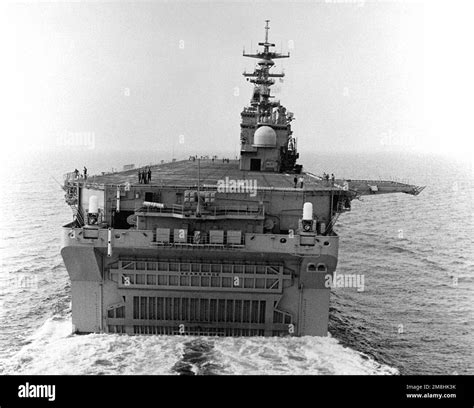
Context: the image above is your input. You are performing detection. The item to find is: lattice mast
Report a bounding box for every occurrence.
[240,21,299,173]
[242,20,289,121]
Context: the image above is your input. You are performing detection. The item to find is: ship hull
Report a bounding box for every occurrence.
[61,226,338,337]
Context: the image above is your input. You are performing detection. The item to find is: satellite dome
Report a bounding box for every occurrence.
[253,126,277,147]
[257,58,274,66]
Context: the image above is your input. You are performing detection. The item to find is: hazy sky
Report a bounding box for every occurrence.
[0,0,472,160]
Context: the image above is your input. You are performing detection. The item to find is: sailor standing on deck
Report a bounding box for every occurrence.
[293,176,298,188]
[147,168,151,183]
[299,176,304,188]
[331,173,335,186]
[83,167,87,180]
[138,169,142,183]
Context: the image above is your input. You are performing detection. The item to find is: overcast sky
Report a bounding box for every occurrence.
[0,0,472,160]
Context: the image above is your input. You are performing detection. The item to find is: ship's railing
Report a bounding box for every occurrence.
[64,171,78,182]
[152,231,246,248]
[136,203,264,218]
[240,144,257,152]
[208,205,263,217]
[136,204,185,215]
[346,179,411,186]
[110,260,289,295]
[257,115,287,126]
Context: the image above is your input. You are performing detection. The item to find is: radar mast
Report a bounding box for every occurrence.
[239,21,300,174]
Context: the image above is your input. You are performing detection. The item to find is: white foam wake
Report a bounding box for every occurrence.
[1,318,398,375]
[1,317,183,375]
[209,335,398,375]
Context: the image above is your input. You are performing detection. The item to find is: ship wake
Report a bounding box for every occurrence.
[1,317,398,375]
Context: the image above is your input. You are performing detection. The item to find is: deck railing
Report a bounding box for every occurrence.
[136,203,264,218]
[151,232,246,248]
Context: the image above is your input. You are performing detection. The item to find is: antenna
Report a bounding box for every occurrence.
[196,158,201,216]
[265,20,270,43]
[50,175,65,191]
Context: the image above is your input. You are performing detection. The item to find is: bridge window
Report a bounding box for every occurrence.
[307,263,316,272]
[317,264,327,272]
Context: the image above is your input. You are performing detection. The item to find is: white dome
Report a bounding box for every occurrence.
[253,126,277,147]
[257,58,274,66]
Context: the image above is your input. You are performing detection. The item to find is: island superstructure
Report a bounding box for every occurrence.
[61,21,424,336]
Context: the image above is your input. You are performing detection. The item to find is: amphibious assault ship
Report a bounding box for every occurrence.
[61,21,424,336]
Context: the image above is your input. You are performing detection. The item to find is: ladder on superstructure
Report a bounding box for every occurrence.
[70,204,85,227]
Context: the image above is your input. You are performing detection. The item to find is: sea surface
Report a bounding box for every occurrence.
[0,149,472,375]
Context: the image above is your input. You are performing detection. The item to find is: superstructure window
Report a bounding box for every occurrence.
[307,263,316,272]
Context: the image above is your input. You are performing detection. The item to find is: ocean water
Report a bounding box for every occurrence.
[0,149,472,375]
